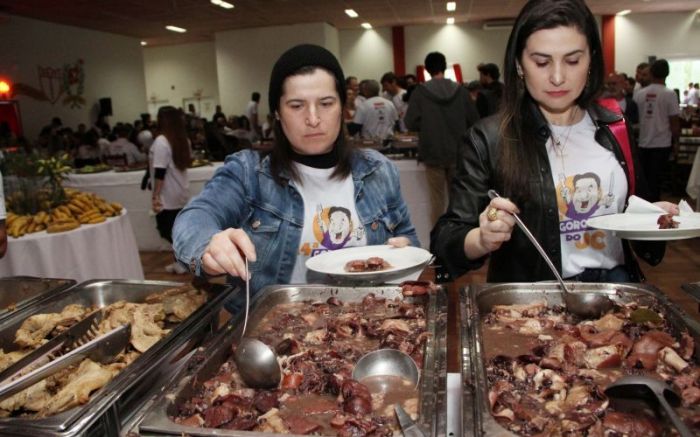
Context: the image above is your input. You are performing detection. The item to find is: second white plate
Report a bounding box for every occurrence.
[586,213,700,241]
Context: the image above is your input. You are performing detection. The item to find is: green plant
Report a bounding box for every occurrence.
[2,152,73,214]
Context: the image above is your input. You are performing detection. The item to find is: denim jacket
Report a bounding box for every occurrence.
[173,148,419,295]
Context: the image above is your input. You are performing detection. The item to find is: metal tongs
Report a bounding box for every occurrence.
[0,310,130,401]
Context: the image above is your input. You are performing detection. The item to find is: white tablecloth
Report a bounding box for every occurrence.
[687,149,700,211]
[0,210,144,282]
[64,163,225,251]
[64,160,432,250]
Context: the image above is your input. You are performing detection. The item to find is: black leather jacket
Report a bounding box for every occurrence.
[430,100,664,283]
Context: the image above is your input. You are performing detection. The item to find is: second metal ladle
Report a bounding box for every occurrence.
[487,190,614,319]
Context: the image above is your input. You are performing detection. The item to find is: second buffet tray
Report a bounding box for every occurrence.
[138,283,449,436]
[461,282,700,436]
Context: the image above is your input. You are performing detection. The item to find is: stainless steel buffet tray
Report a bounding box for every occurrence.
[461,282,700,436]
[0,276,75,317]
[0,279,234,437]
[137,284,449,436]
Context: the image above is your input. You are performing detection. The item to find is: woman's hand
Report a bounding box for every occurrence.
[654,201,680,215]
[387,236,411,248]
[465,197,519,259]
[152,196,163,213]
[202,228,257,278]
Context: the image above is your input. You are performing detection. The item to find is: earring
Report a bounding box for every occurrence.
[275,112,280,121]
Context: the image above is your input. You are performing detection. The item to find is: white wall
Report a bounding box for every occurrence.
[143,41,218,117]
[0,15,146,139]
[339,28,394,81]
[405,23,511,82]
[615,11,700,75]
[339,23,511,83]
[215,22,339,118]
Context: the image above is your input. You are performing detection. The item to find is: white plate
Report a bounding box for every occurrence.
[586,213,700,241]
[305,245,433,282]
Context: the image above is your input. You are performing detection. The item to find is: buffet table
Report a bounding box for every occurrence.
[64,163,225,251]
[687,147,700,210]
[0,210,144,282]
[64,159,433,250]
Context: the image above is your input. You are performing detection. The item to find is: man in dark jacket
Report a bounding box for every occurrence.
[405,51,480,225]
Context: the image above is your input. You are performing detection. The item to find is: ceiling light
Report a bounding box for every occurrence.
[616,9,631,16]
[140,41,147,46]
[345,9,358,18]
[446,2,456,11]
[211,0,234,9]
[361,22,372,29]
[165,25,187,33]
[446,17,455,24]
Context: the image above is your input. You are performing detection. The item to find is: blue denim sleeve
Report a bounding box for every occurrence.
[173,154,251,276]
[384,159,420,247]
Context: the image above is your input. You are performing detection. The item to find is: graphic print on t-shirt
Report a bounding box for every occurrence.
[298,203,365,258]
[556,171,616,251]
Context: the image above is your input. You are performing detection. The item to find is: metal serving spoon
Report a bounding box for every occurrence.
[605,376,694,437]
[233,257,281,389]
[487,190,614,319]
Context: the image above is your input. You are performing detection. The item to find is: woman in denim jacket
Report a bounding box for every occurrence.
[173,45,418,300]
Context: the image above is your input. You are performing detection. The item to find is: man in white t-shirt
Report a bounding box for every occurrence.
[380,72,409,132]
[106,125,146,166]
[349,80,398,140]
[687,83,700,106]
[633,59,681,201]
[244,92,261,141]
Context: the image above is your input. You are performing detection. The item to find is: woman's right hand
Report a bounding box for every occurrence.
[202,228,257,278]
[476,197,519,254]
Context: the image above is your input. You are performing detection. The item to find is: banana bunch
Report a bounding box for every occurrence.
[6,190,123,238]
[6,212,51,238]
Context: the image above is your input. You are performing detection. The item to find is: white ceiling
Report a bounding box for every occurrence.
[1,0,699,46]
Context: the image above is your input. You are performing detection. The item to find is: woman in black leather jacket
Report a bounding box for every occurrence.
[431,0,678,283]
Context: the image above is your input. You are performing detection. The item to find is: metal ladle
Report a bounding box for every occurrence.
[233,258,281,389]
[487,190,614,319]
[605,376,694,437]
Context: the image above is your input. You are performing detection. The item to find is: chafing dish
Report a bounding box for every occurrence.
[0,276,75,317]
[137,284,449,436]
[461,282,700,436]
[0,279,234,437]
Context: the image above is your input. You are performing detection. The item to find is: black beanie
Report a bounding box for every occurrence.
[268,44,346,115]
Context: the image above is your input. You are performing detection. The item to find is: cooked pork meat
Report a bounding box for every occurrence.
[657,213,679,229]
[483,300,700,436]
[176,294,426,435]
[343,257,391,272]
[0,285,206,418]
[37,359,123,417]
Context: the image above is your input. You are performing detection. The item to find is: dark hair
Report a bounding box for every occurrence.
[425,52,447,75]
[345,76,357,85]
[572,171,600,188]
[636,62,649,70]
[380,72,398,84]
[364,80,380,97]
[650,59,670,80]
[498,0,603,203]
[252,92,261,101]
[478,63,501,81]
[157,106,192,171]
[328,206,351,221]
[270,66,352,186]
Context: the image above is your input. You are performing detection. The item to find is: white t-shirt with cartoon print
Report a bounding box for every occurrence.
[546,112,628,278]
[290,163,367,283]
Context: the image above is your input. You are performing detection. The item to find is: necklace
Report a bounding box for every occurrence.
[549,107,580,177]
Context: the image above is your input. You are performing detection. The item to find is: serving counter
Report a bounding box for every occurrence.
[0,210,144,282]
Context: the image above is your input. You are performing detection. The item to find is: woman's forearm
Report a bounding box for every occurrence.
[464,228,489,260]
